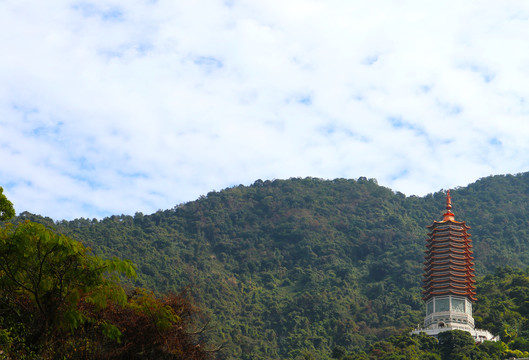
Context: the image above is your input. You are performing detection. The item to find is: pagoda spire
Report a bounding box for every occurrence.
[442,190,455,221]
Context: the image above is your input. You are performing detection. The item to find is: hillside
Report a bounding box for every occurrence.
[18,173,529,359]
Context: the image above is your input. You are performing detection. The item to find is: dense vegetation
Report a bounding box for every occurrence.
[0,189,214,359]
[8,172,529,358]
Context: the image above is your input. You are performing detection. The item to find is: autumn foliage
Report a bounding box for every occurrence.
[84,289,213,360]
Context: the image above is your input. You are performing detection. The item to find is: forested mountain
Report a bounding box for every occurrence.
[17,173,529,359]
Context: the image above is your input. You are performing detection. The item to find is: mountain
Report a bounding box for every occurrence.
[18,173,529,359]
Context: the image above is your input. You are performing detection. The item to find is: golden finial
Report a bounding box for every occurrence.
[443,189,455,221]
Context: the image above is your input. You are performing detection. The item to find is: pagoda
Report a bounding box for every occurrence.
[412,190,497,342]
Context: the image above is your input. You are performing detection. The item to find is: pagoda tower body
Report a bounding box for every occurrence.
[412,191,497,342]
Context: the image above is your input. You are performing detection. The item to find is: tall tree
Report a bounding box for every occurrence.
[0,220,135,355]
[437,330,475,360]
[0,186,14,221]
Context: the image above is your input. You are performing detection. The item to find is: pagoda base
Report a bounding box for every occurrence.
[411,326,498,343]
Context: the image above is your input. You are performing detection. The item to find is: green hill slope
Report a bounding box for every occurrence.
[19,173,529,359]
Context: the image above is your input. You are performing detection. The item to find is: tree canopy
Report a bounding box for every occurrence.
[0,187,14,221]
[0,191,214,359]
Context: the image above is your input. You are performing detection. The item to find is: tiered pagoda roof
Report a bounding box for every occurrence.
[422,190,477,301]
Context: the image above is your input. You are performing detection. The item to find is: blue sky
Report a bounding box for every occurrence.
[2,0,529,220]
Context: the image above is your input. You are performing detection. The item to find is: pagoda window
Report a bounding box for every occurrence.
[436,298,450,312]
[452,298,465,313]
[466,299,473,315]
[427,300,434,315]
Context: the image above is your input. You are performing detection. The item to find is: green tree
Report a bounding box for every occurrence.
[0,220,135,356]
[0,187,14,221]
[437,330,475,360]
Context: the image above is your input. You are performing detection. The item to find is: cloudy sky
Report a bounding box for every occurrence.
[2,1,529,220]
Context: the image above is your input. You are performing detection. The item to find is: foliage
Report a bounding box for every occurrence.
[473,266,529,357]
[351,327,528,359]
[0,221,133,347]
[0,219,214,359]
[70,289,213,360]
[437,330,474,359]
[0,187,14,221]
[14,172,529,358]
[365,332,441,359]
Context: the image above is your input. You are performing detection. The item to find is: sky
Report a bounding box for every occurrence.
[2,1,529,220]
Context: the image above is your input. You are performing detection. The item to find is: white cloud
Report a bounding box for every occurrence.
[2,0,529,219]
